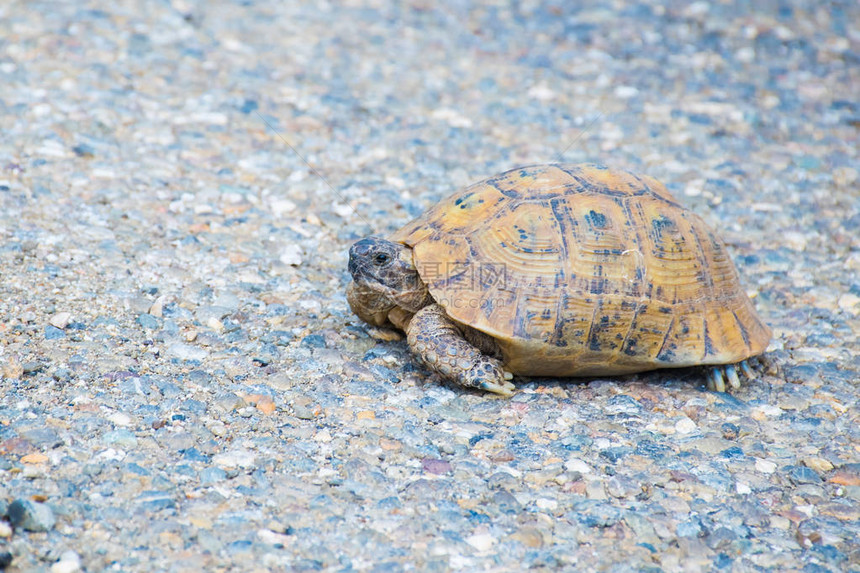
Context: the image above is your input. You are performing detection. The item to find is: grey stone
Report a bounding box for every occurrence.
[787,465,822,485]
[200,467,227,485]
[102,429,138,448]
[7,499,56,532]
[45,325,65,339]
[20,427,62,448]
[137,313,161,329]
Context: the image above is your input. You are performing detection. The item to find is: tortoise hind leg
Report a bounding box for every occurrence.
[406,304,515,396]
[707,360,754,392]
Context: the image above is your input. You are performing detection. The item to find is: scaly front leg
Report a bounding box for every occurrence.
[406,304,515,396]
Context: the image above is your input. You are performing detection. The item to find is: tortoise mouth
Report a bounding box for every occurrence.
[347,239,371,279]
[347,253,363,280]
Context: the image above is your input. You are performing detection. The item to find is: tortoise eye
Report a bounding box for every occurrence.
[372,253,391,266]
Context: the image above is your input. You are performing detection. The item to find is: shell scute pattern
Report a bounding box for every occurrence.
[390,163,770,377]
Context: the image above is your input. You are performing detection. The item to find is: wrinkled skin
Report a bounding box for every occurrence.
[347,237,516,395]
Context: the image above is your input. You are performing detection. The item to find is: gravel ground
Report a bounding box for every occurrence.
[1,0,858,571]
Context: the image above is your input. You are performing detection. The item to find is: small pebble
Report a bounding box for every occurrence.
[166,342,209,361]
[7,499,56,532]
[509,526,544,548]
[21,361,44,374]
[802,457,834,473]
[213,392,247,412]
[756,459,777,474]
[102,429,138,448]
[108,412,132,426]
[829,466,860,486]
[586,480,607,500]
[787,466,822,485]
[721,423,740,440]
[257,528,293,547]
[535,498,558,511]
[44,325,66,339]
[675,417,697,434]
[565,458,593,474]
[200,467,227,485]
[212,448,257,469]
[279,244,303,266]
[137,313,161,329]
[50,551,82,573]
[465,532,496,552]
[21,452,49,464]
[301,334,327,349]
[49,312,72,329]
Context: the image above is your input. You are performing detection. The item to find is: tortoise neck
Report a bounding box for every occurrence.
[388,307,415,331]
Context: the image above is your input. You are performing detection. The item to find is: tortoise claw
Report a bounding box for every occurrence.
[708,368,727,392]
[707,360,759,392]
[457,358,516,396]
[725,364,741,389]
[480,377,516,397]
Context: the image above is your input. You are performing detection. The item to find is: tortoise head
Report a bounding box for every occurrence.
[347,237,431,327]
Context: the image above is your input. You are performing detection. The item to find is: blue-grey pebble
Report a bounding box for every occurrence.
[182,448,211,463]
[21,427,62,448]
[720,446,745,459]
[135,492,175,513]
[125,462,150,476]
[787,465,822,484]
[137,313,161,329]
[676,518,703,538]
[599,446,633,463]
[45,325,65,339]
[605,394,644,415]
[7,499,56,532]
[102,429,138,448]
[301,334,327,348]
[200,467,227,485]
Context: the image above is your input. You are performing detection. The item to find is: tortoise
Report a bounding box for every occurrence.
[347,163,771,396]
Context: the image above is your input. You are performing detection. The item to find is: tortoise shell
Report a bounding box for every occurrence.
[390,163,771,377]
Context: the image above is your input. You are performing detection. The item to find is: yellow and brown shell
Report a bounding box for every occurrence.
[390,163,771,377]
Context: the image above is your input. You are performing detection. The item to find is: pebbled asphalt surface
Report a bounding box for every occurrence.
[0,1,858,571]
